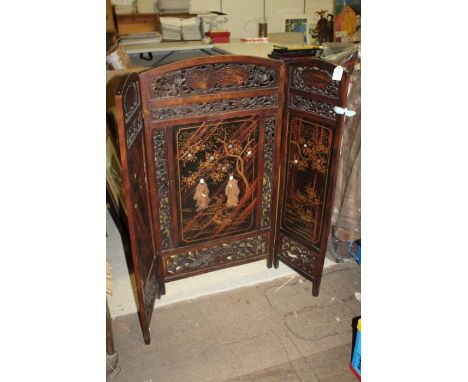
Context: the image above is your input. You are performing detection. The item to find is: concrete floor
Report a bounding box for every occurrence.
[107,212,361,381]
[111,263,361,382]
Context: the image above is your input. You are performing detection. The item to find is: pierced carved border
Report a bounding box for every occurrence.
[166,235,267,276]
[151,96,277,121]
[152,63,278,98]
[278,236,318,275]
[153,130,172,249]
[290,66,339,98]
[123,80,141,123]
[261,115,275,227]
[126,113,143,149]
[290,95,336,120]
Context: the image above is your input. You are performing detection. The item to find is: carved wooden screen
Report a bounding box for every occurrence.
[115,73,162,344]
[273,58,350,296]
[137,56,285,283]
[115,57,352,344]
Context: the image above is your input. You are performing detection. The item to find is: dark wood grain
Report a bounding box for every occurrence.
[115,72,160,344]
[114,55,351,343]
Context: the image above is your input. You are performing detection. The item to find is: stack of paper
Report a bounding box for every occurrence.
[160,17,183,40]
[182,17,202,40]
[114,0,137,14]
[120,32,162,45]
[158,0,189,13]
[160,16,202,41]
[137,0,156,13]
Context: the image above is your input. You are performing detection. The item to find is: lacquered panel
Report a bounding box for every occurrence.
[174,115,260,245]
[281,115,333,248]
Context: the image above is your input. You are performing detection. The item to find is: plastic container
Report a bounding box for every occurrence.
[350,318,361,379]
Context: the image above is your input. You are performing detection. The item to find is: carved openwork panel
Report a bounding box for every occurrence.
[153,130,172,249]
[261,115,276,227]
[277,235,318,275]
[290,66,339,98]
[290,94,336,121]
[123,80,141,122]
[121,78,144,149]
[174,116,260,245]
[165,235,267,277]
[151,63,278,98]
[127,134,155,284]
[126,113,144,148]
[281,115,333,249]
[151,95,277,121]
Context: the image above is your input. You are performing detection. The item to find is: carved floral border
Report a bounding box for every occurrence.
[152,63,278,98]
[151,96,278,121]
[166,235,267,276]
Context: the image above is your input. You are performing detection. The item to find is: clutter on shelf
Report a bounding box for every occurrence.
[160,16,202,41]
[311,9,334,44]
[204,31,229,43]
[158,0,189,13]
[335,0,361,42]
[136,0,157,13]
[106,43,134,70]
[119,31,162,45]
[240,37,269,43]
[114,0,137,15]
[268,45,323,60]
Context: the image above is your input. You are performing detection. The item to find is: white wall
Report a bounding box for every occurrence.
[190,0,334,39]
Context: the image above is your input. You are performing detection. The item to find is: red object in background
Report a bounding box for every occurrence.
[205,31,230,43]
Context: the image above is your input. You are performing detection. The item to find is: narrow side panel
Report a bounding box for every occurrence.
[115,72,159,344]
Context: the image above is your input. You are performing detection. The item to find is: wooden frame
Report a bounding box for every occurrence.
[115,55,350,344]
[274,58,350,295]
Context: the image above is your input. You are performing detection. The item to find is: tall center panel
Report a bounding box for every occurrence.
[139,56,286,283]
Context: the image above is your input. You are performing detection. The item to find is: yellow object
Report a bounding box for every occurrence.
[343,6,357,37]
[357,318,361,332]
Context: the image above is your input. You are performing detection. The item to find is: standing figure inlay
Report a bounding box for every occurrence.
[225,175,240,208]
[194,178,210,211]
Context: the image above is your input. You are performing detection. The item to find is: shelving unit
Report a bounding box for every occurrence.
[114,11,195,36]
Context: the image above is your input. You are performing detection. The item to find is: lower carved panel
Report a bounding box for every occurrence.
[165,235,267,277]
[277,236,317,275]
